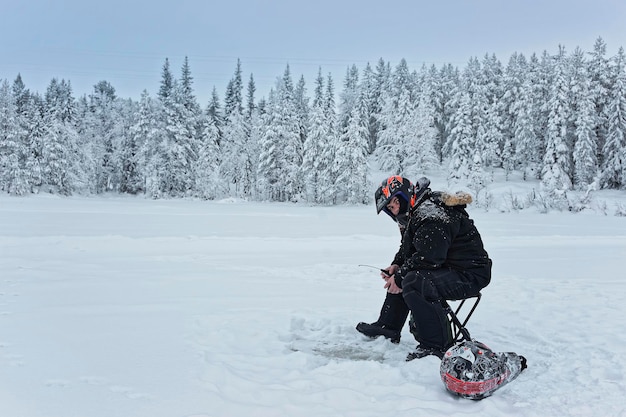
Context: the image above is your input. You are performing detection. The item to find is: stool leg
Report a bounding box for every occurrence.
[441,300,472,342]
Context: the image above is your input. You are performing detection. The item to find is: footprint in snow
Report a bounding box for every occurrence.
[109,385,154,400]
[45,379,71,388]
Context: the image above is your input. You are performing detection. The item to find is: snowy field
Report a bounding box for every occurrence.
[1,192,625,417]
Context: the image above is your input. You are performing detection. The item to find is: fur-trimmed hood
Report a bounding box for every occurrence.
[432,191,473,207]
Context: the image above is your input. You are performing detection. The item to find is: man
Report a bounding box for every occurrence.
[356,176,425,343]
[360,176,492,360]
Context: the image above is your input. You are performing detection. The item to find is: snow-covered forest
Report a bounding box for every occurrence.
[1,37,626,205]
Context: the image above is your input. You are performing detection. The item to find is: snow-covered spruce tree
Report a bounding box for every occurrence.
[220,60,248,197]
[142,59,175,197]
[302,107,328,203]
[479,54,505,169]
[512,54,543,180]
[224,59,244,123]
[358,62,380,154]
[41,78,82,195]
[569,48,599,190]
[588,37,612,168]
[334,98,370,204]
[74,95,97,193]
[367,59,391,154]
[155,58,200,197]
[257,67,304,202]
[402,85,438,178]
[302,69,329,203]
[117,98,142,194]
[257,89,281,201]
[87,80,122,193]
[19,91,45,190]
[601,47,626,189]
[277,65,304,201]
[240,74,261,199]
[425,63,457,164]
[294,75,310,148]
[0,79,29,194]
[445,57,488,189]
[244,99,262,199]
[318,72,339,204]
[541,46,573,192]
[132,90,162,197]
[174,57,201,195]
[532,51,555,177]
[220,108,249,196]
[446,90,478,184]
[195,118,221,201]
[10,74,40,193]
[130,91,157,195]
[501,53,528,178]
[375,59,416,174]
[246,74,256,121]
[206,87,224,146]
[338,64,360,135]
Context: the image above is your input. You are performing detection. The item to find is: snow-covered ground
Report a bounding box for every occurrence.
[1,187,625,417]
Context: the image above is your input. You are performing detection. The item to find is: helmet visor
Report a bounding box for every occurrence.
[375,187,388,214]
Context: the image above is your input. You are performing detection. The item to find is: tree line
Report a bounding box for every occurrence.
[1,37,625,203]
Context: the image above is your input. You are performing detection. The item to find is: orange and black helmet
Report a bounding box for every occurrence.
[375,176,416,216]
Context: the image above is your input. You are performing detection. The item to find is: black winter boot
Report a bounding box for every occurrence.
[356,322,401,343]
[356,293,409,343]
[405,344,446,361]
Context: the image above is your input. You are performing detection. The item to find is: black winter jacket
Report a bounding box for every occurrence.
[392,192,492,288]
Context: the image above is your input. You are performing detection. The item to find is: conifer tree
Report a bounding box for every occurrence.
[117,99,142,194]
[0,80,29,194]
[335,103,370,204]
[358,63,377,154]
[196,108,221,199]
[130,90,156,194]
[588,37,612,167]
[224,59,243,122]
[403,88,438,177]
[41,78,81,194]
[447,91,476,183]
[246,74,256,121]
[206,87,224,146]
[433,64,460,163]
[220,107,249,195]
[338,64,360,132]
[601,47,626,189]
[541,46,573,192]
[294,75,310,146]
[513,63,541,179]
[570,48,598,189]
[480,54,504,168]
[445,58,487,188]
[501,53,527,178]
[375,59,415,173]
[319,72,338,204]
[302,70,329,203]
[277,65,303,200]
[257,89,281,200]
[158,58,174,101]
[11,75,38,193]
[89,80,121,193]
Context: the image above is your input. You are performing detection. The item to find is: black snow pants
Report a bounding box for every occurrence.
[401,268,486,350]
[374,292,410,330]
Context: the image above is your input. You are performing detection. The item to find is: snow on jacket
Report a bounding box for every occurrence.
[392,191,492,289]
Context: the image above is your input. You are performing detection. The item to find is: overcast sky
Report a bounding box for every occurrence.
[2,0,626,104]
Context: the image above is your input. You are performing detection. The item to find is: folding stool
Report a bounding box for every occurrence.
[441,292,482,343]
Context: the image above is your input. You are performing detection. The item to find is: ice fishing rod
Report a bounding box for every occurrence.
[358,264,391,276]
